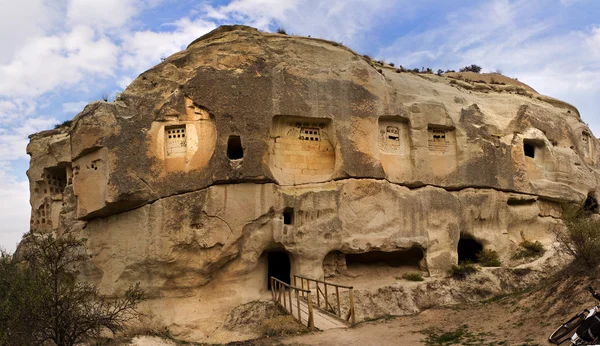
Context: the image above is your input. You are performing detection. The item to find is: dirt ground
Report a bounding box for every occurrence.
[276,302,550,346]
[243,275,599,346]
[124,272,598,346]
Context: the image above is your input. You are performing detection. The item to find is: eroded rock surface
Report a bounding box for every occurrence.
[26,25,599,342]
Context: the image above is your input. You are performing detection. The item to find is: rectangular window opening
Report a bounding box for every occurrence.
[283,208,294,225]
[165,125,187,158]
[524,142,535,158]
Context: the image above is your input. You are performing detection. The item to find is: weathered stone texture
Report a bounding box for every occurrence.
[25,25,599,341]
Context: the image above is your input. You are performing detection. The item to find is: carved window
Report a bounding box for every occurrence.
[428,129,448,151]
[43,168,67,195]
[283,208,294,225]
[300,127,321,141]
[166,125,187,158]
[386,126,400,141]
[524,143,535,158]
[227,135,243,160]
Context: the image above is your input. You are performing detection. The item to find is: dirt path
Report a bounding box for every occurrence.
[263,298,564,346]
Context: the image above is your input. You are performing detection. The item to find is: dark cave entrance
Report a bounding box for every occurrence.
[267,251,291,290]
[524,142,535,158]
[227,135,244,160]
[457,237,483,263]
[584,193,599,213]
[345,248,424,268]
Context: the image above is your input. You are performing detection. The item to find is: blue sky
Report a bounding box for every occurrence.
[1,0,599,252]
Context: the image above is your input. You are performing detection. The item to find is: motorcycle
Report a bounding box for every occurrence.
[549,287,600,345]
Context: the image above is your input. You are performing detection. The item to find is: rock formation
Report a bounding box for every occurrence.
[26,25,599,341]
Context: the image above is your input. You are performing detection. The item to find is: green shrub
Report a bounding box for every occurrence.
[401,272,424,282]
[448,261,479,279]
[514,240,545,259]
[476,249,501,267]
[459,64,482,73]
[54,120,73,129]
[276,27,287,35]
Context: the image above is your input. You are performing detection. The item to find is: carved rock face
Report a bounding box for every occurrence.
[25,25,599,341]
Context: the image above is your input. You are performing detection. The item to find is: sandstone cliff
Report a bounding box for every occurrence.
[26,25,599,341]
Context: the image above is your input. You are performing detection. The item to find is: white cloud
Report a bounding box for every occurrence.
[0,25,119,98]
[0,163,30,253]
[0,117,57,162]
[62,101,89,114]
[0,0,61,64]
[202,0,399,50]
[120,18,217,72]
[66,0,163,31]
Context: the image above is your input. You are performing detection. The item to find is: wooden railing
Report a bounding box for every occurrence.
[270,277,315,330]
[293,274,356,325]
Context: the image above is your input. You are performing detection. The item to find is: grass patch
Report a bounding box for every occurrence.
[421,324,510,346]
[513,240,545,259]
[422,325,469,345]
[400,272,424,282]
[477,249,502,267]
[448,261,478,280]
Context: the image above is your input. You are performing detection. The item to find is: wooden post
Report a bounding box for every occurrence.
[289,286,293,315]
[301,278,305,297]
[349,288,356,325]
[293,275,297,288]
[296,290,301,322]
[306,279,310,298]
[336,286,341,317]
[282,284,287,310]
[324,283,329,312]
[316,282,320,308]
[307,292,315,330]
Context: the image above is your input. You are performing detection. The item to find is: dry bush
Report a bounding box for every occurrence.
[513,240,546,259]
[260,315,309,337]
[556,205,600,270]
[476,249,502,267]
[448,262,479,280]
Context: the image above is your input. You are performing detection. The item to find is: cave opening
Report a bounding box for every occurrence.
[345,248,424,268]
[524,142,535,158]
[283,207,294,225]
[457,237,483,263]
[227,135,244,160]
[584,193,599,214]
[267,251,291,290]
